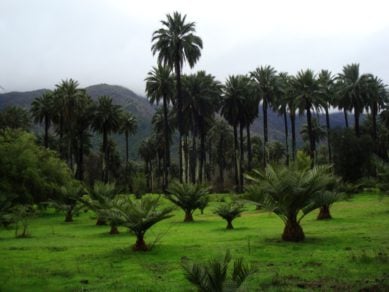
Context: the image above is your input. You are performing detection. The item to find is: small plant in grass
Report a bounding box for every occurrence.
[182,250,256,291]
[51,182,85,222]
[11,205,36,238]
[166,181,209,222]
[87,181,117,226]
[214,202,244,229]
[198,196,209,214]
[246,158,337,242]
[103,195,174,251]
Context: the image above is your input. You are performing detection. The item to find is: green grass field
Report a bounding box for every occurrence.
[0,193,388,291]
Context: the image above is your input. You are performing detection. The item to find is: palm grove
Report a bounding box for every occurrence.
[1,12,389,250]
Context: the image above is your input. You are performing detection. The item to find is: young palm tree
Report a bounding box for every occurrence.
[152,12,203,182]
[182,250,256,292]
[104,195,174,251]
[246,155,337,242]
[291,69,320,164]
[214,202,245,230]
[30,91,54,148]
[166,181,209,222]
[145,65,175,190]
[92,96,123,183]
[250,65,280,166]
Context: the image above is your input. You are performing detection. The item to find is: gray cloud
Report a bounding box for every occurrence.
[1,0,388,94]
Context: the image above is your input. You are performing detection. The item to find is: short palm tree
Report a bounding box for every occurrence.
[152,12,203,182]
[104,195,174,251]
[214,202,245,230]
[182,250,256,292]
[166,181,209,222]
[246,156,337,242]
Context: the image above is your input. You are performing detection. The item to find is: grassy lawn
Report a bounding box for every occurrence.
[0,193,388,291]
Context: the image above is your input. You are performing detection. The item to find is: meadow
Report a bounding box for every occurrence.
[0,193,388,291]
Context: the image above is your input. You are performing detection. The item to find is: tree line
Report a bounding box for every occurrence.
[142,11,388,193]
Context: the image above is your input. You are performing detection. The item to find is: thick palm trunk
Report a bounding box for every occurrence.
[65,209,73,222]
[134,234,148,251]
[96,217,106,225]
[218,135,225,191]
[162,95,169,191]
[263,98,268,167]
[190,129,197,184]
[325,107,332,163]
[282,218,305,242]
[226,220,233,230]
[290,111,296,161]
[246,125,252,171]
[317,205,332,220]
[283,109,289,166]
[184,211,194,222]
[354,110,360,137]
[306,104,315,165]
[109,225,119,235]
[184,135,189,183]
[344,109,349,128]
[233,125,239,192]
[199,125,206,183]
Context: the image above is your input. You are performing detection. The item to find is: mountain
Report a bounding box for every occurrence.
[0,84,155,160]
[0,84,352,159]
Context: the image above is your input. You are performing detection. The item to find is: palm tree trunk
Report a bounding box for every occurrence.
[65,208,73,222]
[199,131,205,184]
[218,135,225,191]
[102,130,108,183]
[354,110,360,137]
[226,220,234,230]
[184,211,194,222]
[306,104,315,165]
[77,132,84,181]
[325,107,332,163]
[246,125,252,171]
[239,123,244,192]
[134,233,148,251]
[175,61,183,183]
[317,205,332,220]
[162,95,169,191]
[110,225,119,235]
[233,125,239,192]
[263,98,268,167]
[344,109,349,128]
[44,114,49,148]
[282,217,305,242]
[290,111,296,161]
[283,109,289,166]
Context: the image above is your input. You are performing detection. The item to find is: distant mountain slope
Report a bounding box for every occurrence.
[0,84,353,159]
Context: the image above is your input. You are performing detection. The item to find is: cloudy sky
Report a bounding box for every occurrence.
[1,0,388,95]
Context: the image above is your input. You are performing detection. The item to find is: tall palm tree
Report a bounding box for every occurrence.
[208,119,233,191]
[318,70,335,162]
[337,64,368,137]
[182,71,222,183]
[221,75,247,192]
[30,91,54,148]
[92,96,123,183]
[152,12,203,182]
[119,111,137,169]
[292,69,320,164]
[54,79,85,166]
[250,66,280,166]
[139,136,158,192]
[145,65,175,190]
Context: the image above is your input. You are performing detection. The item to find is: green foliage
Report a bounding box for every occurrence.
[102,195,174,251]
[331,128,374,182]
[214,202,244,229]
[0,130,74,205]
[182,250,256,292]
[0,106,31,131]
[246,156,338,241]
[166,181,209,221]
[10,205,36,238]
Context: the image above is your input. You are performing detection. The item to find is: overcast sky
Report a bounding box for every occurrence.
[1,0,388,95]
